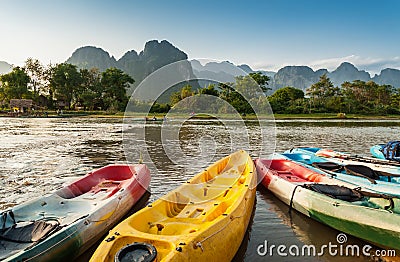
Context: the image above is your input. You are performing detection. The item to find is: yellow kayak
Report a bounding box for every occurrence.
[90,150,257,262]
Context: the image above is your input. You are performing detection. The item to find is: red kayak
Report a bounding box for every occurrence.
[1,164,151,262]
[255,158,328,187]
[254,159,360,204]
[60,164,151,200]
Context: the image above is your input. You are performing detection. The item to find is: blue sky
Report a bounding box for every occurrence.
[1,0,399,74]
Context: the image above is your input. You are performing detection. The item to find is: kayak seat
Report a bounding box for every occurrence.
[89,180,121,198]
[175,200,229,222]
[147,221,199,235]
[312,162,343,172]
[304,184,364,202]
[0,219,60,243]
[344,165,380,180]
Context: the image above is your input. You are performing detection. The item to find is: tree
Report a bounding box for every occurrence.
[307,74,340,112]
[0,66,31,102]
[77,68,102,110]
[170,84,195,106]
[341,80,394,114]
[180,84,194,99]
[49,63,82,109]
[170,91,182,106]
[234,75,265,99]
[268,86,304,113]
[249,72,270,92]
[307,74,338,99]
[101,67,134,111]
[150,102,170,113]
[219,81,255,114]
[218,82,234,100]
[24,58,45,100]
[198,84,219,96]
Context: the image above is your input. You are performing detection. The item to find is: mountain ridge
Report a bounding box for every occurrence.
[65,40,197,101]
[2,40,400,92]
[270,62,400,91]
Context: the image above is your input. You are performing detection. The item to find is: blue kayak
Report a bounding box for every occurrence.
[285,147,400,176]
[278,151,400,197]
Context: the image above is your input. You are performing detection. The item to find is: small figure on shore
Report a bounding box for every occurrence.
[152,115,157,121]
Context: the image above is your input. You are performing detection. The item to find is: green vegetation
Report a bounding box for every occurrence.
[0,67,30,101]
[0,59,133,111]
[167,73,270,115]
[304,74,397,115]
[268,86,304,113]
[1,59,400,118]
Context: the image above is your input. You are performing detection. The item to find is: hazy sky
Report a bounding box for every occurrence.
[1,0,399,74]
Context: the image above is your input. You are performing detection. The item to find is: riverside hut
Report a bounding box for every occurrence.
[10,99,33,113]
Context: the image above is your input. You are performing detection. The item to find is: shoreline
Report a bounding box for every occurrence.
[2,112,400,120]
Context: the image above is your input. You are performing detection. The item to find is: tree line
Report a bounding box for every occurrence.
[164,73,400,115]
[0,58,133,111]
[150,72,271,115]
[2,59,399,116]
[269,74,400,115]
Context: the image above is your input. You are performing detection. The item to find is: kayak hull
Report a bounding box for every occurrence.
[90,150,257,262]
[255,158,400,251]
[1,164,150,262]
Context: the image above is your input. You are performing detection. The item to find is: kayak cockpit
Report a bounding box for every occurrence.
[0,213,61,260]
[125,156,250,237]
[55,165,136,199]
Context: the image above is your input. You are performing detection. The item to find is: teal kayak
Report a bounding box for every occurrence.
[0,164,150,262]
[286,147,400,176]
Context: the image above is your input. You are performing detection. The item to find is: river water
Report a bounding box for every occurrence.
[1,117,400,261]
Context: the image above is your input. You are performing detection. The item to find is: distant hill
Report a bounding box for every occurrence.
[66,46,117,71]
[270,62,400,92]
[66,40,197,101]
[191,60,245,83]
[329,62,370,86]
[0,61,12,74]
[372,68,400,87]
[272,66,326,92]
[190,60,276,86]
[118,40,191,87]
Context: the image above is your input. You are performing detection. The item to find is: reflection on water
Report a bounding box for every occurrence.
[1,117,400,261]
